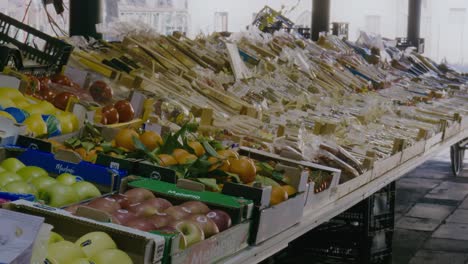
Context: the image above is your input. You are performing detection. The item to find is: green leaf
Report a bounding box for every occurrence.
[226,172,241,183]
[257,162,274,177]
[255,175,280,187]
[210,140,224,151]
[271,170,285,182]
[196,178,220,192]
[81,142,95,152]
[64,137,81,149]
[202,141,221,158]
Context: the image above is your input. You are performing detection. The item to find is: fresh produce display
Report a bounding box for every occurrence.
[0,86,80,136]
[66,188,233,249]
[46,230,132,264]
[0,158,101,207]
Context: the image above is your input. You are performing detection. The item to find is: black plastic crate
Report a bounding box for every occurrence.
[0,12,73,74]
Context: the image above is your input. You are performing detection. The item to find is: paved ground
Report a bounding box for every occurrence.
[393,150,468,264]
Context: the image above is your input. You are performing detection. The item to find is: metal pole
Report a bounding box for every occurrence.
[407,0,422,47]
[69,0,103,39]
[311,0,331,41]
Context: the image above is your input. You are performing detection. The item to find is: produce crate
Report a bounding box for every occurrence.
[5,199,166,264]
[70,177,253,264]
[400,140,426,164]
[336,170,372,199]
[222,147,309,245]
[0,116,23,146]
[425,132,443,151]
[371,152,402,180]
[0,147,125,193]
[0,12,73,74]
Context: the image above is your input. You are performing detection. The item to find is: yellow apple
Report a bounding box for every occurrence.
[23,114,47,137]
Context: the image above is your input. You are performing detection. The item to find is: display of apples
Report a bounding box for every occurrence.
[46,230,132,264]
[66,187,233,249]
[0,158,101,207]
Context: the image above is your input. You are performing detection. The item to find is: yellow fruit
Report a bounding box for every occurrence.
[172,149,190,162]
[12,98,29,108]
[114,128,139,151]
[229,158,256,183]
[56,113,74,134]
[217,149,239,161]
[188,141,205,157]
[177,153,197,165]
[0,88,23,100]
[139,131,163,151]
[207,156,230,172]
[0,111,15,121]
[270,186,288,206]
[24,114,47,136]
[39,101,56,115]
[158,154,178,166]
[0,98,16,108]
[281,185,297,196]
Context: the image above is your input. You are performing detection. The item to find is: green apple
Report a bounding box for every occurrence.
[90,249,133,264]
[17,166,48,182]
[70,258,93,264]
[47,241,85,263]
[0,166,5,173]
[57,173,78,185]
[41,183,79,207]
[72,181,101,201]
[0,158,25,172]
[75,231,117,258]
[48,231,64,244]
[0,171,22,187]
[3,181,37,195]
[31,176,57,194]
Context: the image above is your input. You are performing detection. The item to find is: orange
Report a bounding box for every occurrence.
[188,141,205,157]
[140,131,163,151]
[217,149,239,161]
[94,146,103,152]
[172,148,190,162]
[270,185,288,206]
[208,156,230,172]
[177,153,197,165]
[75,148,87,159]
[115,128,139,151]
[281,185,297,196]
[158,154,178,167]
[229,158,256,183]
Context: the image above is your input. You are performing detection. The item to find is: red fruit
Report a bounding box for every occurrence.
[114,100,135,123]
[127,202,158,217]
[187,214,219,238]
[123,188,155,204]
[101,105,119,124]
[38,77,51,90]
[142,198,172,212]
[109,193,131,208]
[147,212,174,228]
[90,80,113,103]
[53,92,77,111]
[50,74,72,86]
[87,197,121,214]
[181,201,210,214]
[125,218,155,231]
[41,89,56,102]
[206,210,232,232]
[165,206,192,220]
[111,209,138,225]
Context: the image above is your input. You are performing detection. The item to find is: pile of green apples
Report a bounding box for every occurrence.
[47,231,132,264]
[0,157,101,207]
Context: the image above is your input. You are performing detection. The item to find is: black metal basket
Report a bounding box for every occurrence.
[0,12,73,74]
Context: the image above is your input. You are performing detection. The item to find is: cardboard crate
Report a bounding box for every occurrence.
[425,132,443,151]
[0,147,125,193]
[0,117,24,146]
[71,177,253,264]
[443,122,461,141]
[336,170,372,199]
[6,199,166,263]
[220,147,313,245]
[371,152,402,180]
[400,140,426,164]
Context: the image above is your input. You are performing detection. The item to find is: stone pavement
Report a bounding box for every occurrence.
[393,150,468,264]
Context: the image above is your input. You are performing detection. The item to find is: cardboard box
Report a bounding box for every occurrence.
[220,147,312,245]
[71,178,253,264]
[0,147,125,193]
[400,140,426,164]
[305,169,341,210]
[0,117,23,146]
[6,200,166,264]
[335,170,372,199]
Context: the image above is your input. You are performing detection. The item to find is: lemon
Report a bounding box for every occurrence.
[24,114,47,137]
[0,111,15,122]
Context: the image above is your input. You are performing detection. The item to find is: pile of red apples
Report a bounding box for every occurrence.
[66,188,232,249]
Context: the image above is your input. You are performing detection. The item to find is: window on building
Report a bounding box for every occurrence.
[214,12,229,32]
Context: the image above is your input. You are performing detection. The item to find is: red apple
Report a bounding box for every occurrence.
[165,206,192,220]
[169,220,205,249]
[127,202,158,217]
[206,210,232,232]
[111,209,137,225]
[181,201,210,214]
[154,226,178,234]
[146,212,174,229]
[87,197,121,214]
[124,218,155,232]
[187,214,219,238]
[123,188,155,204]
[142,198,172,212]
[109,193,131,208]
